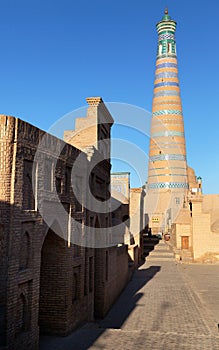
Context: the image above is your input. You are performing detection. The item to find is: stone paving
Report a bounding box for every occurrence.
[40,241,219,350]
[178,263,219,329]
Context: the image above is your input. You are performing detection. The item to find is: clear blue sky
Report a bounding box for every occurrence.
[0,0,218,194]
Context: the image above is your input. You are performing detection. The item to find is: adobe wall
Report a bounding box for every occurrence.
[173,224,191,249]
[130,188,144,247]
[192,199,219,260]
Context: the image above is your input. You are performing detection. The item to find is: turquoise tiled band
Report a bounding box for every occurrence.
[148,182,189,189]
[154,91,180,98]
[155,72,178,79]
[153,110,182,116]
[149,154,186,162]
[156,63,177,69]
[154,82,179,88]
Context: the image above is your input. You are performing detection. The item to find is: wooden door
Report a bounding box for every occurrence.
[181,236,189,249]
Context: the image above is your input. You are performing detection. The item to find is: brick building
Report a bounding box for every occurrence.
[0,97,129,349]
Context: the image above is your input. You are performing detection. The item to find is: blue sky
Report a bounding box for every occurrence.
[0,0,218,193]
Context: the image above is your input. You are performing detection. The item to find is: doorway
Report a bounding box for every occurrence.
[181,236,189,250]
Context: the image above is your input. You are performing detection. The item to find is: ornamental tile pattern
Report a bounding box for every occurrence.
[156,62,177,69]
[152,109,182,116]
[148,182,189,189]
[148,173,188,177]
[155,72,178,79]
[158,33,175,40]
[149,154,186,162]
[154,82,179,88]
[153,90,180,97]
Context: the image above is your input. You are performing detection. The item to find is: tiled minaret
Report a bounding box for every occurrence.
[145,9,189,233]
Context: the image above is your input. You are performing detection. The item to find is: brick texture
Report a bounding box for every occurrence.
[0,98,130,350]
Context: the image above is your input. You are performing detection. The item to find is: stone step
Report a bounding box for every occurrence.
[154,245,170,251]
[146,256,175,261]
[149,250,174,257]
[182,257,193,263]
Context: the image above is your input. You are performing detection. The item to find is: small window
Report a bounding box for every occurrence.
[175,197,180,205]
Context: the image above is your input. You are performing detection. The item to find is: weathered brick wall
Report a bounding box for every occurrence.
[0,116,95,349]
[0,97,130,350]
[94,245,129,318]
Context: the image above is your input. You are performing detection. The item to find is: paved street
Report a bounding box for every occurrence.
[40,241,219,350]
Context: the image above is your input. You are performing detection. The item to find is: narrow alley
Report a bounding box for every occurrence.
[40,241,219,350]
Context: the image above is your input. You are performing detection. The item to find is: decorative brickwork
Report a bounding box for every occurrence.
[0,97,130,349]
[145,10,189,233]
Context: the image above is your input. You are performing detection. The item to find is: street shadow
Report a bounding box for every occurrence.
[99,266,161,329]
[40,265,161,350]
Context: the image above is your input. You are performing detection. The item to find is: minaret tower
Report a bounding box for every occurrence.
[145,9,189,233]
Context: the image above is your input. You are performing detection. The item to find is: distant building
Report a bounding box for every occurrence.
[111,172,130,244]
[111,172,145,263]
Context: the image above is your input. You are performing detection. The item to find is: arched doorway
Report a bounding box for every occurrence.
[39,226,68,335]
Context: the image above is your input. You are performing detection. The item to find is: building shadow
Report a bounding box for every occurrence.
[99,265,161,329]
[39,265,161,350]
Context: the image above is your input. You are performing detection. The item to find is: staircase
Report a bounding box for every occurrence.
[146,239,175,262]
[174,248,193,263]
